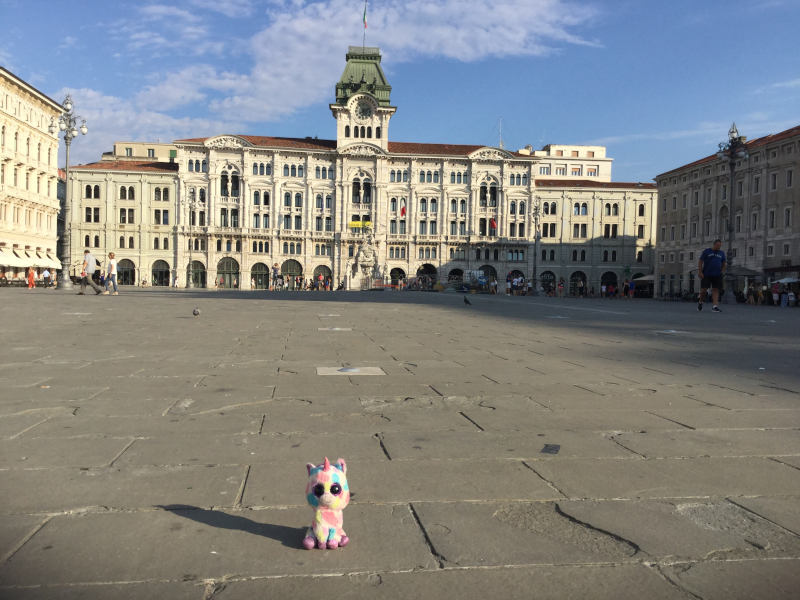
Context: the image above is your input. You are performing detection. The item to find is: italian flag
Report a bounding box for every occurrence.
[363,1,368,28]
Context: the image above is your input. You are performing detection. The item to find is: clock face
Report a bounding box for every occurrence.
[356,100,373,120]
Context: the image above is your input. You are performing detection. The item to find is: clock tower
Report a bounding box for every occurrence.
[330,46,396,152]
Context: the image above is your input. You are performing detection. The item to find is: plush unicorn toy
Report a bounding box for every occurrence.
[303,457,350,550]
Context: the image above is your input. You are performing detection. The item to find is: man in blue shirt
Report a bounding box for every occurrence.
[698,239,726,312]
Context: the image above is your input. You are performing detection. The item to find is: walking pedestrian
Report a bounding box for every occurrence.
[628,279,635,299]
[697,239,726,313]
[27,266,36,289]
[78,250,103,295]
[103,252,118,295]
[42,268,51,288]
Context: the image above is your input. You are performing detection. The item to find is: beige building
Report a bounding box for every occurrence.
[68,46,657,292]
[0,67,63,281]
[655,124,800,298]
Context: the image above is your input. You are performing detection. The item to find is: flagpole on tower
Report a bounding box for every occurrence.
[362,0,368,49]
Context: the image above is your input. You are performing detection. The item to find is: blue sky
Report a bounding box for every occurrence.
[2,0,799,182]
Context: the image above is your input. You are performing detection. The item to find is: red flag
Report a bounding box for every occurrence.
[489,218,497,229]
[400,205,406,217]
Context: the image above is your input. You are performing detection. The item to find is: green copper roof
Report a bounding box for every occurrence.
[334,46,392,106]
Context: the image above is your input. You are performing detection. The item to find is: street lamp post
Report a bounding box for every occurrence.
[49,95,88,290]
[715,123,749,304]
[185,194,197,288]
[531,197,541,296]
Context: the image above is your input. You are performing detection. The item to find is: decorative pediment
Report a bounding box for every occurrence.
[340,143,385,157]
[204,136,251,150]
[468,147,514,161]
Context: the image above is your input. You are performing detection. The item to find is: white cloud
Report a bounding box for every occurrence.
[208,0,600,120]
[55,87,244,166]
[188,0,258,18]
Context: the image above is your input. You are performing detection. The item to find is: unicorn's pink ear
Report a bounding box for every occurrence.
[335,458,347,474]
[306,462,316,475]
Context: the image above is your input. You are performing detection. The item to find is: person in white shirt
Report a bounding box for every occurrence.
[103,252,118,295]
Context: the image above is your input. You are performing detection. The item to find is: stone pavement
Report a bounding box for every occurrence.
[0,287,799,599]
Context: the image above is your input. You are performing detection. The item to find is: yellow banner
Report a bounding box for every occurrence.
[349,221,373,228]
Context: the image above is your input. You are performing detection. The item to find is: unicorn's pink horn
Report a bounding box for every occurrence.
[323,457,330,471]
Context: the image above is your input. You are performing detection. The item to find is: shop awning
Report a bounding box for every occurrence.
[34,253,61,269]
[0,248,28,267]
[632,274,655,282]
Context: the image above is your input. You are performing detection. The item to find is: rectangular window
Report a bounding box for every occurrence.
[430,221,437,235]
[788,170,794,188]
[154,210,162,225]
[638,224,645,239]
[390,220,397,234]
[581,223,587,238]
[767,245,774,257]
[539,166,551,175]
[419,221,427,235]
[125,147,132,157]
[783,243,791,256]
[704,220,710,235]
[736,214,742,233]
[571,167,581,176]
[147,148,155,158]
[660,226,665,241]
[283,215,291,229]
[680,224,686,239]
[785,208,792,228]
[612,224,618,238]
[771,173,777,190]
[294,215,302,230]
[753,176,760,193]
[199,211,205,226]
[85,207,92,222]
[450,221,456,235]
[722,185,727,200]
[163,210,169,225]
[254,214,260,228]
[555,166,566,176]
[768,209,775,228]
[316,216,322,231]
[737,181,743,197]
[587,168,597,177]
[399,220,406,234]
[325,217,332,231]
[682,194,687,208]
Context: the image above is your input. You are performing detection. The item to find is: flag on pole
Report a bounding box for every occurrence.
[489,218,497,229]
[363,1,368,29]
[400,200,406,217]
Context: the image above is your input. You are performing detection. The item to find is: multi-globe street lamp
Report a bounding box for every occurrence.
[531,197,541,296]
[49,95,88,290]
[715,123,749,303]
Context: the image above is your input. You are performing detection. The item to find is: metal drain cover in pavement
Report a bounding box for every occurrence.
[316,366,385,376]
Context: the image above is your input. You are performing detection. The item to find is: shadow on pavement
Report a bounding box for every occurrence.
[156,504,304,548]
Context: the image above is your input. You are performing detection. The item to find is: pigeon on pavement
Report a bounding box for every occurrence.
[463,296,472,306]
[193,307,200,317]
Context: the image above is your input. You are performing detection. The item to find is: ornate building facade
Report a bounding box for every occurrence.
[0,67,63,278]
[655,124,800,297]
[69,46,657,292]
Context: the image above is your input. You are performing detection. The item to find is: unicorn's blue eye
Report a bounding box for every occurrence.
[330,483,341,495]
[313,484,325,497]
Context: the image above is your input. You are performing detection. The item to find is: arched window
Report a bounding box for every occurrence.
[520,201,525,214]
[260,163,265,175]
[352,178,361,203]
[522,174,528,185]
[480,184,487,207]
[253,163,258,175]
[284,192,291,207]
[154,238,160,250]
[290,165,296,177]
[603,250,609,262]
[315,166,321,179]
[426,171,432,183]
[367,126,372,138]
[254,191,260,205]
[283,165,289,176]
[201,160,207,172]
[638,204,645,216]
[85,184,91,198]
[420,198,427,213]
[283,242,289,254]
[390,170,396,183]
[433,171,439,183]
[574,202,580,215]
[605,203,611,216]
[430,199,437,213]
[457,172,462,184]
[345,125,350,137]
[510,201,516,215]
[322,167,327,179]
[543,202,549,215]
[612,250,617,261]
[84,235,90,247]
[119,236,125,248]
[550,202,556,214]
[253,241,258,253]
[163,188,169,202]
[353,126,359,138]
[580,250,585,261]
[637,251,643,262]
[391,197,398,212]
[360,126,366,138]
[164,238,169,250]
[376,127,381,138]
[295,193,302,208]
[581,203,588,215]
[451,172,456,184]
[460,199,466,213]
[489,183,497,206]
[572,250,578,261]
[612,203,619,216]
[199,189,205,202]
[298,165,304,177]
[265,163,271,175]
[119,186,127,200]
[510,174,515,185]
[129,236,135,249]
[493,249,499,260]
[403,170,408,182]
[316,194,323,209]
[325,194,332,209]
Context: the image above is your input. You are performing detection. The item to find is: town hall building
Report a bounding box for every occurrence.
[69,46,657,293]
